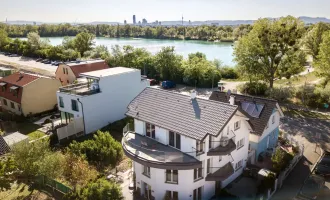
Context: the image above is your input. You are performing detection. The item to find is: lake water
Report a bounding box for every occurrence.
[23,37,235,66]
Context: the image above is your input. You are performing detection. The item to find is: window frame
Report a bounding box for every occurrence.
[59,96,64,108]
[234,120,240,130]
[146,123,156,139]
[169,131,181,150]
[236,138,244,150]
[193,167,203,181]
[3,99,7,106]
[193,187,203,200]
[235,160,243,171]
[206,158,211,174]
[142,165,150,178]
[165,191,178,200]
[196,140,204,155]
[272,115,275,124]
[10,102,15,109]
[165,169,178,184]
[71,99,79,111]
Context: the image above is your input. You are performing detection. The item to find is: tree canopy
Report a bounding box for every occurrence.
[315,31,330,83]
[234,16,306,88]
[304,22,330,59]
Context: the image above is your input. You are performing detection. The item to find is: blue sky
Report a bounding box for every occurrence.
[1,0,330,23]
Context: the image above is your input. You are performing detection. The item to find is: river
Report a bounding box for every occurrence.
[23,37,235,66]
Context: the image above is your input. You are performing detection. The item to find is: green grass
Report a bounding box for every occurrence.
[274,72,319,86]
[28,131,46,140]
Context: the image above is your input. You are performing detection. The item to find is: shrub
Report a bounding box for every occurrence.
[219,67,239,79]
[295,84,327,108]
[238,82,268,96]
[266,86,295,102]
[271,148,294,173]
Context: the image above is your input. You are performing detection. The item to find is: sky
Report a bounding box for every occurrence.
[1,0,330,23]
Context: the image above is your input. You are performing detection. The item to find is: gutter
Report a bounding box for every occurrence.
[77,98,86,135]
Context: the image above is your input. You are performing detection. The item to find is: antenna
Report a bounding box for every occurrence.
[182,14,184,26]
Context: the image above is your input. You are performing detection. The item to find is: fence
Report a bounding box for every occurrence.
[35,175,72,194]
[57,117,84,140]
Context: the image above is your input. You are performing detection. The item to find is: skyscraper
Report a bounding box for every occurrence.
[124,20,127,25]
[133,15,136,24]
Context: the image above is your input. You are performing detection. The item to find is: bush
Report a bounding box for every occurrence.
[295,84,327,108]
[219,67,239,79]
[266,86,295,102]
[271,148,294,173]
[238,82,268,96]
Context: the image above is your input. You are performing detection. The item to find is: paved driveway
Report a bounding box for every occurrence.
[272,117,329,200]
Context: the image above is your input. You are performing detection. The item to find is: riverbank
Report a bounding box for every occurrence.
[0,55,56,77]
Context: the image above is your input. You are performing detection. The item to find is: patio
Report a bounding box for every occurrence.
[227,176,258,199]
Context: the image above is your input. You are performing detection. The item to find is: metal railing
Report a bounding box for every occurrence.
[59,82,100,95]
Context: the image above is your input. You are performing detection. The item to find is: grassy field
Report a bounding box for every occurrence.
[16,122,46,140]
[274,72,319,86]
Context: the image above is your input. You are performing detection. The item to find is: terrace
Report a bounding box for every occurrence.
[59,82,100,96]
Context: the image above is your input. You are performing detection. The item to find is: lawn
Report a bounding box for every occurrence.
[16,122,46,140]
[0,182,57,200]
[282,107,330,120]
[274,72,319,86]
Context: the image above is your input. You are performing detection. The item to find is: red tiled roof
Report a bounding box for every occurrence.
[0,72,39,86]
[69,61,109,77]
[0,73,40,103]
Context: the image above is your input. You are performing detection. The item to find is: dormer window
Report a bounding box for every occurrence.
[0,82,7,92]
[10,86,19,97]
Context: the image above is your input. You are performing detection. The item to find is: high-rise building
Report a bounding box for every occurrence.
[124,20,127,25]
[142,18,147,25]
[133,15,136,24]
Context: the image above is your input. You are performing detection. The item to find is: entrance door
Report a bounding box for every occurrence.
[143,182,152,200]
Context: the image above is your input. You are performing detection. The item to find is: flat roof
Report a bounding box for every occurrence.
[0,66,12,71]
[3,132,29,146]
[80,67,138,78]
[65,60,105,67]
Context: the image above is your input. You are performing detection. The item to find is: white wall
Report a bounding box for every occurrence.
[259,110,281,142]
[134,119,144,135]
[56,92,83,118]
[58,70,148,134]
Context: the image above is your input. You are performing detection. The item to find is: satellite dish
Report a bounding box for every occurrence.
[227,89,231,96]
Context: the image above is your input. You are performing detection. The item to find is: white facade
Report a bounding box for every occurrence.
[131,113,250,200]
[57,67,148,135]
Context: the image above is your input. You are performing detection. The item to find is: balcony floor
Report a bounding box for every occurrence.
[123,132,201,169]
[205,162,235,181]
[208,140,236,156]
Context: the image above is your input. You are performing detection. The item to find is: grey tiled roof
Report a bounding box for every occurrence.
[126,88,238,140]
[0,136,10,155]
[209,91,279,136]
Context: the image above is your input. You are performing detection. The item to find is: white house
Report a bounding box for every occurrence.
[209,91,284,164]
[123,88,251,200]
[56,67,149,139]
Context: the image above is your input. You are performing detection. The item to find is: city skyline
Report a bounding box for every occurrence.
[1,0,330,23]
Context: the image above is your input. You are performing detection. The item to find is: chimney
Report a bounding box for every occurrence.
[229,95,235,105]
[191,90,197,99]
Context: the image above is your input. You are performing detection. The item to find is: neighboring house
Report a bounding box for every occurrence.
[55,60,109,85]
[56,67,149,140]
[123,88,251,200]
[0,66,13,78]
[209,91,284,163]
[0,135,10,156]
[0,72,61,116]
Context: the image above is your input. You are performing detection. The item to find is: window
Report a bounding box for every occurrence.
[234,121,240,130]
[194,167,203,181]
[71,99,78,111]
[235,160,243,171]
[146,123,155,139]
[59,96,64,108]
[10,102,15,109]
[165,170,178,184]
[237,138,244,149]
[17,105,21,111]
[1,86,5,92]
[165,191,178,200]
[196,141,204,154]
[65,68,68,74]
[3,99,7,106]
[142,165,150,177]
[169,131,181,149]
[206,159,211,174]
[67,80,69,84]
[63,68,65,74]
[193,187,202,200]
[272,115,275,124]
[209,135,213,149]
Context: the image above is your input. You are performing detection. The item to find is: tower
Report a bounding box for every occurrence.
[133,15,136,24]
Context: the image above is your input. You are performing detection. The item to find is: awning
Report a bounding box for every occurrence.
[10,86,18,90]
[0,82,7,86]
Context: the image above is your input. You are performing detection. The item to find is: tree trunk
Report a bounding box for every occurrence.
[269,78,274,89]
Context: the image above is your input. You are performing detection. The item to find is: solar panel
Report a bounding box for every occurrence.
[242,101,264,118]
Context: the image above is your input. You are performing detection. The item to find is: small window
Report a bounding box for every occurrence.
[17,104,21,111]
[237,138,244,150]
[235,160,243,171]
[234,121,240,130]
[169,131,181,150]
[63,68,66,74]
[1,86,5,92]
[193,187,203,200]
[66,68,69,74]
[67,80,69,84]
[165,191,178,200]
[165,170,178,184]
[196,141,204,154]
[59,96,64,108]
[71,99,79,111]
[3,99,7,106]
[206,159,211,174]
[194,167,203,181]
[142,165,150,177]
[10,102,15,109]
[272,115,275,124]
[146,123,156,139]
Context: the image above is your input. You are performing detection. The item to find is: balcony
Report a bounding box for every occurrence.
[205,162,234,181]
[208,139,236,156]
[59,82,100,96]
[122,131,202,170]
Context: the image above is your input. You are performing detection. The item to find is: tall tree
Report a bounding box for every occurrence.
[0,29,9,49]
[304,22,330,60]
[315,31,330,83]
[73,32,95,55]
[234,16,305,88]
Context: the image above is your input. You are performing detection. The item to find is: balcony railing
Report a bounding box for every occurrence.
[205,162,235,181]
[59,82,100,96]
[208,139,236,156]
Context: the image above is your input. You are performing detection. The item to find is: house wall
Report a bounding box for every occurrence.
[57,70,148,134]
[21,78,61,116]
[0,97,21,115]
[132,114,250,199]
[55,64,76,86]
[249,109,281,160]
